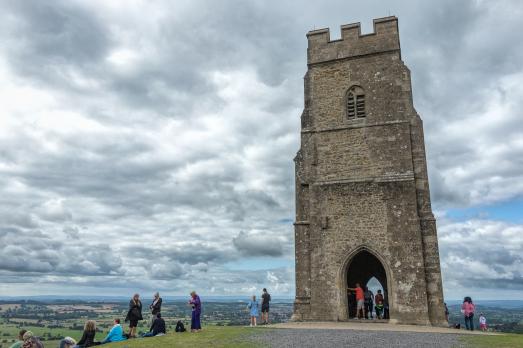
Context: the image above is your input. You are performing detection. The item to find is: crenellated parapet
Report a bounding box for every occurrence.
[307,16,400,65]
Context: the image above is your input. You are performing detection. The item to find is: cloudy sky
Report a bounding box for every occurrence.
[0,0,522,301]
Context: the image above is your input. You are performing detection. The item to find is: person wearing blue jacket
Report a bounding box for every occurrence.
[101,319,127,344]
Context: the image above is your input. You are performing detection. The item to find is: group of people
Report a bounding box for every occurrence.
[347,283,388,320]
[9,291,202,348]
[459,296,488,331]
[245,288,272,327]
[9,330,44,348]
[347,284,488,332]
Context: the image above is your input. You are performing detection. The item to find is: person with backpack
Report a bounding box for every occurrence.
[374,290,384,319]
[261,288,271,324]
[247,295,259,327]
[364,286,374,319]
[461,296,476,331]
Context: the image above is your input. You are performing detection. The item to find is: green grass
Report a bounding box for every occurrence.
[108,326,263,348]
[461,333,523,348]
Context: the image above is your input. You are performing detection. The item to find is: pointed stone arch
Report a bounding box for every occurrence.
[337,245,394,321]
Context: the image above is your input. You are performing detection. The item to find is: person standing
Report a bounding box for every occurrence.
[149,292,162,323]
[189,291,202,332]
[247,295,259,327]
[444,302,449,323]
[364,286,374,319]
[261,288,271,325]
[461,296,476,331]
[347,283,365,319]
[479,313,487,331]
[374,290,384,319]
[125,293,143,338]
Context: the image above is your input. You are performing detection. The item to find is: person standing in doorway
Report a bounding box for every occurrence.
[261,288,271,325]
[461,296,476,331]
[125,293,143,338]
[347,283,365,319]
[189,291,202,332]
[364,286,374,319]
[149,292,162,323]
[374,290,384,319]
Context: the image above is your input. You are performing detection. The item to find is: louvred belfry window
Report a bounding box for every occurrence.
[346,86,365,118]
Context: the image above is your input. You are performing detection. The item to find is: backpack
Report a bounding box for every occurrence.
[175,320,186,332]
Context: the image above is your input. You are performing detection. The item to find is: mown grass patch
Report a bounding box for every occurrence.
[108,326,263,348]
[460,333,523,348]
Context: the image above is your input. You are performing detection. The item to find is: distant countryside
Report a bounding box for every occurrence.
[0,297,293,347]
[0,298,521,347]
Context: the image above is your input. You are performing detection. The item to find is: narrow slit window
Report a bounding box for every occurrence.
[346,86,365,119]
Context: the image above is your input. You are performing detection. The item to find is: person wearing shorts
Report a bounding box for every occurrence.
[261,288,271,324]
[347,283,365,319]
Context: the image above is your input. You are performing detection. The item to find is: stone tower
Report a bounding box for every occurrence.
[293,16,446,326]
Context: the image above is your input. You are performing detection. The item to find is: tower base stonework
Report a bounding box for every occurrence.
[292,17,447,326]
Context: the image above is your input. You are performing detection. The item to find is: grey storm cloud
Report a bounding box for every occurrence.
[0,0,522,296]
[233,231,286,257]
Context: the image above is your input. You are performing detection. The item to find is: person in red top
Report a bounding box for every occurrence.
[347,283,365,319]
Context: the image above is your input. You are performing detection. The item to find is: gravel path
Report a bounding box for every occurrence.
[253,328,467,348]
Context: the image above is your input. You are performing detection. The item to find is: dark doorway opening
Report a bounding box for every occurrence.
[346,250,389,319]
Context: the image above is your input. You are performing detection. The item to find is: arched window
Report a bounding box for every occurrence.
[346,86,365,118]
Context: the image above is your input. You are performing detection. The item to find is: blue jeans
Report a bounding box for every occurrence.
[142,332,155,337]
[465,314,474,330]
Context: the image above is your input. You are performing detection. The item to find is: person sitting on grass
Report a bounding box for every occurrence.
[60,337,76,348]
[21,331,43,348]
[247,295,259,327]
[75,320,100,347]
[142,313,166,337]
[8,329,26,348]
[101,318,127,344]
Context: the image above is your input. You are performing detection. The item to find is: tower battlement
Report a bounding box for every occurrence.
[307,16,400,65]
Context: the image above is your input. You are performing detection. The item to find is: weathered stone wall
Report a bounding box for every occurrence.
[293,16,447,326]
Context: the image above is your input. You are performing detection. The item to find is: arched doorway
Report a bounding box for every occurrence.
[346,249,389,319]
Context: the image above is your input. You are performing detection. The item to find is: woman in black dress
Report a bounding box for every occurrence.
[125,293,143,338]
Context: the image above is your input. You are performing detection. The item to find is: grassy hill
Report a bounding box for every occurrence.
[108,326,261,348]
[460,333,523,348]
[99,326,523,348]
